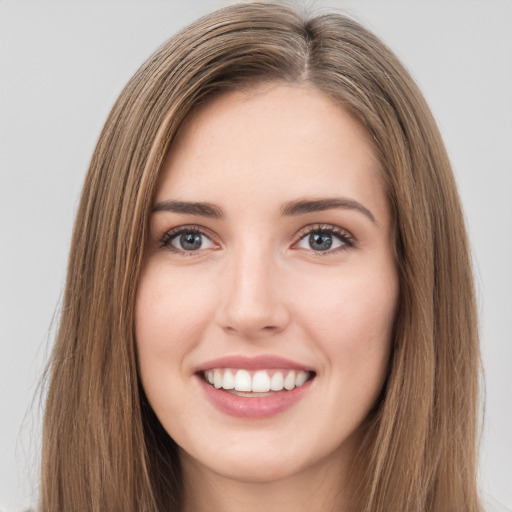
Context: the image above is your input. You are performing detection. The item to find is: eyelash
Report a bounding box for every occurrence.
[160,226,214,254]
[159,224,355,255]
[295,224,355,255]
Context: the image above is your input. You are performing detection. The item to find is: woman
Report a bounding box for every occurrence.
[40,2,483,511]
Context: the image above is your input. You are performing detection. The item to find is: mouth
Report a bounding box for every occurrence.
[195,356,316,418]
[201,368,315,396]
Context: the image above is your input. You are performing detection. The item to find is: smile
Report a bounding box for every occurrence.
[203,368,312,394]
[196,356,316,418]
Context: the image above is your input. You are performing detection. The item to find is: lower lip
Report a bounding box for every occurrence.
[196,374,313,418]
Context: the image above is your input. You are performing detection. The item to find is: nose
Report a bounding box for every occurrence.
[216,243,290,339]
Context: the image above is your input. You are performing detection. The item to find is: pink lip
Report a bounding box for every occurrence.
[194,355,316,419]
[196,375,314,418]
[196,354,315,372]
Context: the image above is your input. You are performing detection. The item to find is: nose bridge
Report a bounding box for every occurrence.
[218,237,288,337]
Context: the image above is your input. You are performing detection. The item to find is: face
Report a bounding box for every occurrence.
[135,84,398,486]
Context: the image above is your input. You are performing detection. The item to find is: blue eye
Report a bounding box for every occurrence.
[162,228,216,252]
[306,233,334,251]
[296,226,353,252]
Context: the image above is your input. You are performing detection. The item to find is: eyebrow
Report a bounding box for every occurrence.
[152,200,223,218]
[281,198,376,223]
[152,197,376,223]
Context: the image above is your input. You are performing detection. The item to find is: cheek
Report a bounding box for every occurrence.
[293,263,398,385]
[134,263,217,427]
[135,263,212,359]
[134,264,216,418]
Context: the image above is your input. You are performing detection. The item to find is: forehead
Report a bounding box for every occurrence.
[156,84,387,222]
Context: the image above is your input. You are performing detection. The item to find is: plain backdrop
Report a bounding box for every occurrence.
[1,1,511,511]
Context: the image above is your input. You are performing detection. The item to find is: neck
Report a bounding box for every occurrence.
[180,446,359,512]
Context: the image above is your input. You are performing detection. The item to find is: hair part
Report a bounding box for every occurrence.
[41,2,482,511]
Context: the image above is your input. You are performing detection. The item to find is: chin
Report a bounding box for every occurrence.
[178,429,349,486]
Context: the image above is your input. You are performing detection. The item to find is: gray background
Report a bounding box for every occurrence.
[1,1,511,510]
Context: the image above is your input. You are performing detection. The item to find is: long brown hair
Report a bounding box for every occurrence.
[41,2,482,511]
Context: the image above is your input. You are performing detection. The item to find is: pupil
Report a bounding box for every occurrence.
[309,233,332,251]
[180,233,202,250]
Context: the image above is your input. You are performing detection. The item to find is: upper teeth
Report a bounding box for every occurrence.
[203,368,310,392]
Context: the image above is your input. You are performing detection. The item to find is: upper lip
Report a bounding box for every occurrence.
[196,355,315,373]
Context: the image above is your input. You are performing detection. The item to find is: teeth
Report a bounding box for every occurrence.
[270,371,284,391]
[213,369,223,388]
[203,368,311,393]
[223,369,235,390]
[252,370,271,392]
[295,370,308,386]
[284,370,296,390]
[234,369,252,392]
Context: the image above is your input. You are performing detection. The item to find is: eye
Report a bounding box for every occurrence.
[295,225,354,253]
[161,227,217,253]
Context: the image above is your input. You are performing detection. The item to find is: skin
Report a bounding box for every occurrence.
[135,83,399,512]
